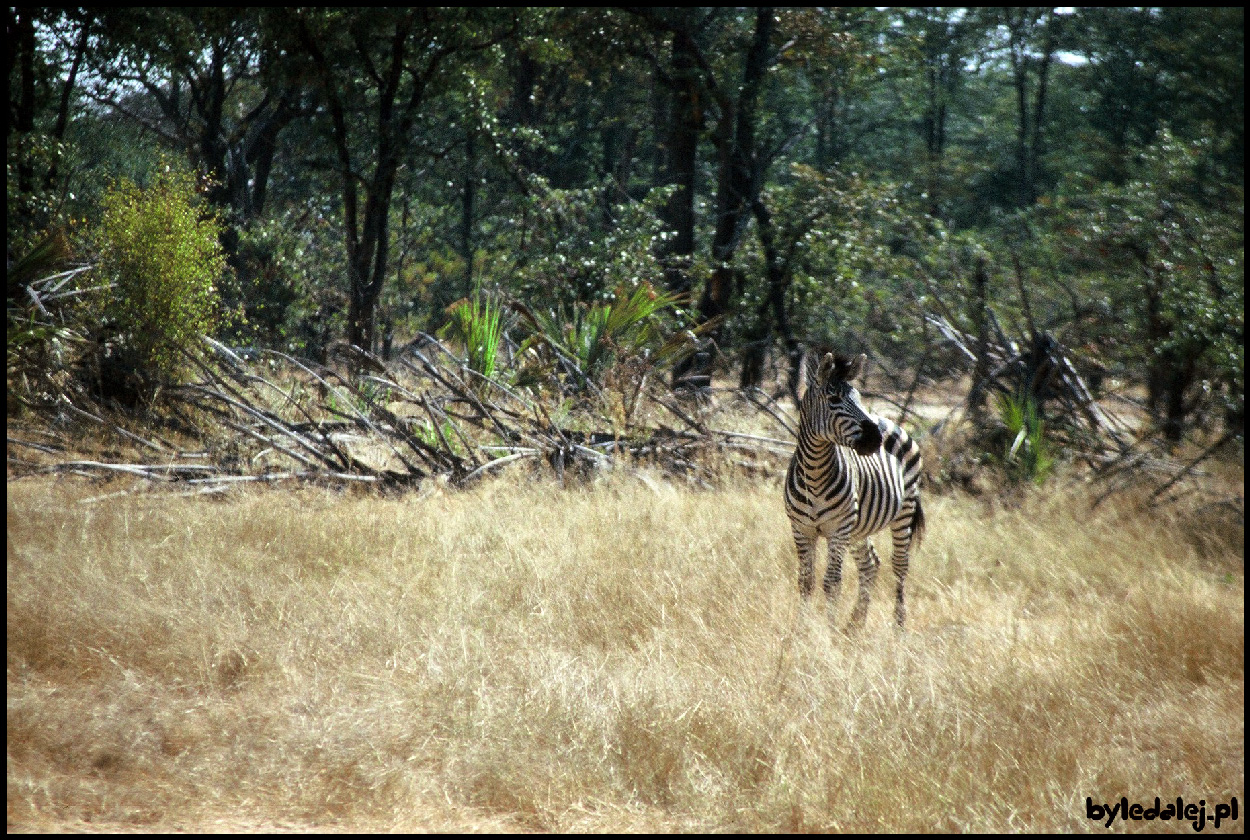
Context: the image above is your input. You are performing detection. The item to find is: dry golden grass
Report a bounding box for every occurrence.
[7,469,1244,832]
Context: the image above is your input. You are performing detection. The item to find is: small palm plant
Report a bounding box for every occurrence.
[440,289,505,386]
[514,281,700,393]
[995,390,1054,485]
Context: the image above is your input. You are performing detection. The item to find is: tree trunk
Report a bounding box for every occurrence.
[461,126,476,294]
[1010,34,1032,207]
[45,17,89,191]
[675,7,775,387]
[11,9,38,200]
[739,196,797,392]
[1006,8,1056,208]
[922,65,946,218]
[1029,10,1056,204]
[242,90,301,219]
[1143,279,1196,442]
[657,26,700,297]
[969,256,991,423]
[296,10,429,353]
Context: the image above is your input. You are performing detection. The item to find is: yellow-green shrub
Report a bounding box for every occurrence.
[93,164,226,383]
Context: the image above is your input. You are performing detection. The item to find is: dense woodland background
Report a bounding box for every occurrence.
[7,7,1244,452]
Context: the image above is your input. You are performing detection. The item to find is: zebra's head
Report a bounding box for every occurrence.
[800,352,883,456]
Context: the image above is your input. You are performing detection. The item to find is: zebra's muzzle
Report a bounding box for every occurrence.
[853,420,883,456]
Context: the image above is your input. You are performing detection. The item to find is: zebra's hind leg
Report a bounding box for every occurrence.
[847,540,881,632]
[890,527,912,628]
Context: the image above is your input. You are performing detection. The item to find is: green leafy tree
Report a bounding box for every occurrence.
[891,7,983,220]
[7,9,94,249]
[279,7,515,353]
[1056,133,1243,440]
[13,5,1243,410]
[85,9,305,225]
[1065,7,1242,189]
[734,164,937,391]
[92,165,226,387]
[504,180,674,311]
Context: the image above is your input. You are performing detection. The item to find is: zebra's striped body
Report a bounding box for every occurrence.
[785,352,924,629]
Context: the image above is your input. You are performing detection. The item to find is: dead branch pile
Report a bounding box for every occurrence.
[925,313,1133,450]
[925,312,1241,515]
[8,334,797,492]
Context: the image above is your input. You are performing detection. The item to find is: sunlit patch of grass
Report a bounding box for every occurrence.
[7,472,1243,832]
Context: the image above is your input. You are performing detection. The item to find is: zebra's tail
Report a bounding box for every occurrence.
[910,495,926,549]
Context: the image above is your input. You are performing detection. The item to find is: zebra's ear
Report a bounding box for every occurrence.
[816,353,835,385]
[847,353,867,382]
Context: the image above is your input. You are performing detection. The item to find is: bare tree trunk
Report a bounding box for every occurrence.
[676,7,775,387]
[969,256,992,423]
[657,26,700,297]
[739,196,797,391]
[295,10,434,353]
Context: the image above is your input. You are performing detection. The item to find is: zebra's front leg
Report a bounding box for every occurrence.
[793,528,818,599]
[822,535,849,627]
[847,541,881,632]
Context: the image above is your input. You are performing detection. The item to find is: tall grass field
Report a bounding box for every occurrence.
[7,472,1243,832]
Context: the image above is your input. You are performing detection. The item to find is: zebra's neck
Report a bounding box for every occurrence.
[794,430,853,478]
[795,416,909,468]
[795,428,839,459]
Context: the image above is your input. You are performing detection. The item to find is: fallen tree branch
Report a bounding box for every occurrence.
[12,331,810,492]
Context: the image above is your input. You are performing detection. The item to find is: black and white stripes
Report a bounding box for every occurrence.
[785,352,925,629]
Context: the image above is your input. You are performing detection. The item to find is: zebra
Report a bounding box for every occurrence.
[785,351,925,630]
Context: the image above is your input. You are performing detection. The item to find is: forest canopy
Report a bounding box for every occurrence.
[7,7,1244,444]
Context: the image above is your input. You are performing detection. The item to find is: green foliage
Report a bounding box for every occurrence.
[223,217,315,348]
[1052,132,1244,437]
[515,281,696,392]
[439,291,505,384]
[994,391,1054,485]
[7,229,72,298]
[7,7,1244,440]
[325,376,391,419]
[222,206,349,357]
[413,417,463,456]
[735,164,935,365]
[91,164,227,383]
[6,231,95,413]
[6,135,69,250]
[502,179,675,310]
